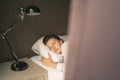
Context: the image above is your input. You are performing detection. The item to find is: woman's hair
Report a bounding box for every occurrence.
[43,34,63,45]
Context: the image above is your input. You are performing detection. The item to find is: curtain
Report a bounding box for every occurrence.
[65,0,120,80]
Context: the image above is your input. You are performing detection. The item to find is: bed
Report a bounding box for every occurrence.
[30,35,67,80]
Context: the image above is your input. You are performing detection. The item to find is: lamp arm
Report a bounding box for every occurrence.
[3,15,22,36]
[0,14,22,63]
[0,34,19,63]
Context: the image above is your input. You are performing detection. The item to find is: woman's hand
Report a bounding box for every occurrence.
[41,54,57,69]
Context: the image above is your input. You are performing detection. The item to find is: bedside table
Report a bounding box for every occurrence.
[0,57,48,80]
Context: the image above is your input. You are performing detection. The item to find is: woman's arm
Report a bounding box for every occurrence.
[41,54,57,69]
[41,54,65,72]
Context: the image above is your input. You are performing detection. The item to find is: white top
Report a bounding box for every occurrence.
[49,51,64,63]
[57,41,69,72]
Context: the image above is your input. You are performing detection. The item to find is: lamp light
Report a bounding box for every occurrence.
[0,5,41,71]
[25,5,41,16]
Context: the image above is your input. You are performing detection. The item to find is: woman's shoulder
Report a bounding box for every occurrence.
[63,41,69,46]
[61,41,69,55]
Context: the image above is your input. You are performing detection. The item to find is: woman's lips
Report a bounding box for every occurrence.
[55,49,58,52]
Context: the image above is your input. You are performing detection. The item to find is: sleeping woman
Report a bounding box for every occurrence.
[41,34,68,72]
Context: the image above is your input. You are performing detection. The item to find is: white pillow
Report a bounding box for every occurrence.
[31,35,68,57]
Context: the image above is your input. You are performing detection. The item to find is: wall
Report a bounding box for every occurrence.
[0,0,70,62]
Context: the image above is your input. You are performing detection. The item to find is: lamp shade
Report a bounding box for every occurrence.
[25,5,41,16]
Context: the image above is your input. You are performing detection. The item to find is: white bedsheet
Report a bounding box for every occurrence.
[30,56,64,80]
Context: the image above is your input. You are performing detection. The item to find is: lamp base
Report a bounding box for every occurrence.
[11,61,28,71]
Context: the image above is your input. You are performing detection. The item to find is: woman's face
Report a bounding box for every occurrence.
[46,38,62,54]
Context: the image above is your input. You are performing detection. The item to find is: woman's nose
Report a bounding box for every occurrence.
[52,46,56,51]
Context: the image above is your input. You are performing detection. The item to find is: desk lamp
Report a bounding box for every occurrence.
[0,5,41,71]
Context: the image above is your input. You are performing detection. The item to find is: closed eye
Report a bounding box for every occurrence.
[52,41,56,45]
[49,41,56,50]
[48,41,55,50]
